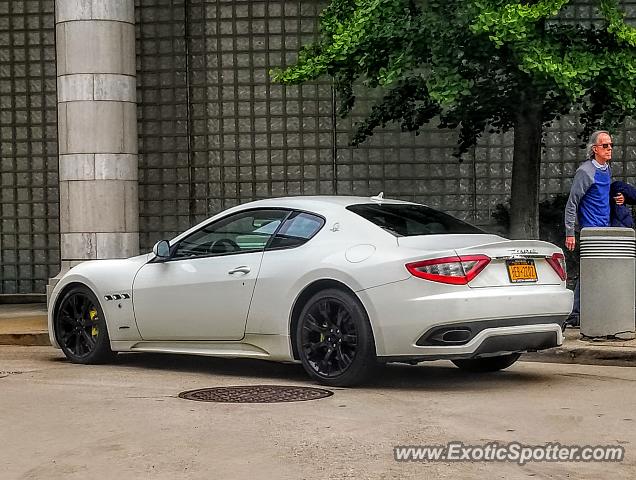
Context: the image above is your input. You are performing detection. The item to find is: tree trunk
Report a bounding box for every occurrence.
[509,102,543,239]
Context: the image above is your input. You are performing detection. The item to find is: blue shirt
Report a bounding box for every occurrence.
[565,159,612,236]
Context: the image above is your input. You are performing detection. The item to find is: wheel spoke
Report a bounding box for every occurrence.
[69,296,76,317]
[317,301,333,326]
[79,297,90,320]
[325,347,336,363]
[75,295,83,314]
[303,340,326,355]
[81,334,90,355]
[320,347,335,373]
[61,303,74,319]
[335,345,352,370]
[335,307,347,328]
[60,314,77,327]
[74,334,81,354]
[303,314,326,333]
[60,331,73,347]
[82,329,95,350]
[341,334,357,345]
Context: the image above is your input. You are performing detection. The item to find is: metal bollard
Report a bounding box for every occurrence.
[580,227,636,338]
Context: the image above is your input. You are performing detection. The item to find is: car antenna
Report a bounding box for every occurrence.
[370,192,384,201]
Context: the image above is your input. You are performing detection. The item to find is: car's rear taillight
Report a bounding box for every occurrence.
[546,252,567,281]
[406,255,491,285]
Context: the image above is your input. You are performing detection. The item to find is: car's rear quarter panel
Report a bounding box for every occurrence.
[358,277,572,357]
[245,215,408,338]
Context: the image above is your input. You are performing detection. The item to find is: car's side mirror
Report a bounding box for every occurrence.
[152,240,171,260]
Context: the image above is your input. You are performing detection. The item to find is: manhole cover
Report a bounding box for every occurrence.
[178,385,333,403]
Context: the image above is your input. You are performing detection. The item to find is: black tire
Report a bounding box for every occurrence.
[296,288,376,387]
[451,353,521,373]
[54,285,116,364]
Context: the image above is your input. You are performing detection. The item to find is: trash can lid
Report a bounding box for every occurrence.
[580,227,636,239]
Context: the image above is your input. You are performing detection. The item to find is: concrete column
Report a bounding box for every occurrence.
[49,0,139,296]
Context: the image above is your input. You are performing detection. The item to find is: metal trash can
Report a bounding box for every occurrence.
[580,227,636,337]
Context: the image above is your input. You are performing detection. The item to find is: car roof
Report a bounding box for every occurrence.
[235,195,418,213]
[170,195,421,244]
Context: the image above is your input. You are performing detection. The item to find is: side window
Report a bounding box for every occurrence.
[172,209,289,259]
[267,212,325,250]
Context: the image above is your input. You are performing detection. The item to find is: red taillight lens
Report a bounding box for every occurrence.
[546,252,567,281]
[406,255,491,285]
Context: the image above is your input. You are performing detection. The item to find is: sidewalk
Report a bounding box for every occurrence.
[0,303,49,346]
[524,327,636,367]
[1,303,636,366]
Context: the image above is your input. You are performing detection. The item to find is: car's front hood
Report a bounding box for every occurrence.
[67,253,152,274]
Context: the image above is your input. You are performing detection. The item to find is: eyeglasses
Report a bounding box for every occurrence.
[594,143,613,149]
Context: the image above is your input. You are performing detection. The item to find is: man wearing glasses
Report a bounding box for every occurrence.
[564,130,621,327]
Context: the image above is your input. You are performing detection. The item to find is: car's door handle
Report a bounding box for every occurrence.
[228,266,251,275]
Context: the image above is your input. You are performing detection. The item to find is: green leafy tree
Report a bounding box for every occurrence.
[272,0,636,239]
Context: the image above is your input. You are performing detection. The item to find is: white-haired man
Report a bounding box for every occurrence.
[564,130,622,327]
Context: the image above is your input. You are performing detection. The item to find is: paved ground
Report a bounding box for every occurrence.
[1,345,635,479]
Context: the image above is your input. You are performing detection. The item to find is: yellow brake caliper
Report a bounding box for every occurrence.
[89,308,99,337]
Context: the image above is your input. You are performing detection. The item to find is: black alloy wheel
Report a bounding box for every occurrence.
[55,286,115,364]
[297,288,376,387]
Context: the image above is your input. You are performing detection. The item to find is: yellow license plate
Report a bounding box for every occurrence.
[506,259,537,283]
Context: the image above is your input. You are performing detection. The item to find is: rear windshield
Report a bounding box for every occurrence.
[347,204,485,237]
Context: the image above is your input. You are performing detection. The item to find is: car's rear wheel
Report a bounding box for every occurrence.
[451,353,521,372]
[54,285,116,364]
[296,288,376,387]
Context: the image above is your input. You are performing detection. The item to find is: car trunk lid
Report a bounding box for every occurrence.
[399,236,564,287]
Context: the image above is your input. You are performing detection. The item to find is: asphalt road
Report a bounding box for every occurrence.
[1,346,635,479]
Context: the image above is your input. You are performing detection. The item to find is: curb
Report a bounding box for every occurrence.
[523,345,636,367]
[0,332,50,347]
[0,294,46,304]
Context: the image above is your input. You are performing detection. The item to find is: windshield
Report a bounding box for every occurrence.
[347,204,485,237]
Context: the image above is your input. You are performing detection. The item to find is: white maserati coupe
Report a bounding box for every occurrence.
[49,195,572,386]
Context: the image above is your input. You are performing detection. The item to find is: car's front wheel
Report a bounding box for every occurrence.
[451,353,521,372]
[296,288,376,387]
[54,285,116,364]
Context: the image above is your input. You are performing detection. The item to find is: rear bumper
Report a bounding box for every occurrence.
[378,324,562,362]
[415,315,565,346]
[358,277,572,357]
